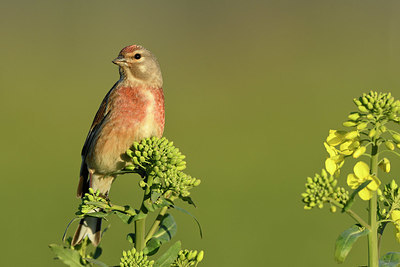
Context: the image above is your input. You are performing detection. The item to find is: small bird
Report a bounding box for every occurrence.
[72,45,165,246]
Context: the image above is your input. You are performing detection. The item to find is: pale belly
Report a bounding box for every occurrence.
[87,114,162,175]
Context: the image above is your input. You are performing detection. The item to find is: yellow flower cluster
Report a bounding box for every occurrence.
[347,161,381,200]
[324,130,365,176]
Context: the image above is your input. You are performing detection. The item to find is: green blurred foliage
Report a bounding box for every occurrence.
[2,0,400,266]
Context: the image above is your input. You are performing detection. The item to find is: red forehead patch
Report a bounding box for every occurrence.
[120,45,141,54]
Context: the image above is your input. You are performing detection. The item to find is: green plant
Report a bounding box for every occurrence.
[50,137,204,267]
[302,91,400,266]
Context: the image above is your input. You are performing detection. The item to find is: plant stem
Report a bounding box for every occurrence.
[329,198,371,230]
[368,143,379,267]
[135,217,146,251]
[145,206,169,243]
[135,188,150,251]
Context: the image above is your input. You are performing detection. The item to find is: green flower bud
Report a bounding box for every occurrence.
[392,134,400,143]
[197,251,204,262]
[369,128,376,138]
[330,205,337,213]
[357,122,368,130]
[343,121,357,127]
[133,157,140,165]
[348,113,360,121]
[391,179,398,190]
[358,106,369,113]
[354,98,362,106]
[126,149,134,157]
[385,141,395,151]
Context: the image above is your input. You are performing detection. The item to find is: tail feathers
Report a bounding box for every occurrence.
[71,217,102,247]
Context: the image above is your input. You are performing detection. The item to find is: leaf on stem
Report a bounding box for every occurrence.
[114,211,134,224]
[343,180,371,212]
[154,241,181,267]
[49,244,85,267]
[172,204,203,238]
[84,258,109,267]
[379,252,400,267]
[144,213,177,255]
[126,233,135,244]
[181,196,197,208]
[334,224,369,263]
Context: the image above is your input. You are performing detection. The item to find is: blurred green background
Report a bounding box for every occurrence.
[2,0,400,266]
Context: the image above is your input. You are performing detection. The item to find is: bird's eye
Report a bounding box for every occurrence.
[134,53,141,59]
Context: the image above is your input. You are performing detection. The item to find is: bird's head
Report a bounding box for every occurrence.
[113,45,163,87]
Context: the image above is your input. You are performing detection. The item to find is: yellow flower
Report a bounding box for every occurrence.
[391,210,400,242]
[347,161,381,200]
[324,142,338,157]
[326,130,347,146]
[339,140,360,155]
[378,158,391,173]
[324,142,344,176]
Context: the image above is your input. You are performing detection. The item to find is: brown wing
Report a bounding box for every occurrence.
[77,86,115,197]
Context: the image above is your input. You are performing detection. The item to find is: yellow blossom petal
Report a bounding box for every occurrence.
[326,130,346,146]
[392,210,400,222]
[325,158,337,176]
[340,140,352,151]
[358,187,373,200]
[366,176,381,191]
[347,173,360,189]
[345,131,359,140]
[324,142,337,157]
[354,161,370,179]
[379,158,391,173]
[353,146,366,159]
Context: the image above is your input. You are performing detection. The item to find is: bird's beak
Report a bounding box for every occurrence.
[112,56,127,66]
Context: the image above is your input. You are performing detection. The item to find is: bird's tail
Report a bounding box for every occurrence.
[72,168,115,247]
[71,217,102,246]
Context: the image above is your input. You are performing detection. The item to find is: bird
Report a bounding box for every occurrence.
[71,45,165,246]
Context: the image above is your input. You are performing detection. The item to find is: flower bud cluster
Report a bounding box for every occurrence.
[381,179,400,207]
[119,247,154,267]
[126,137,186,175]
[352,91,400,121]
[171,249,204,266]
[126,137,200,199]
[76,188,110,216]
[153,169,201,198]
[302,169,349,211]
[341,92,400,143]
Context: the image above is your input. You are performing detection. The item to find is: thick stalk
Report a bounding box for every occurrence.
[135,217,146,251]
[368,143,379,267]
[145,206,169,243]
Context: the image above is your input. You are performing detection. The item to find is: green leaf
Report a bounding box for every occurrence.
[93,246,102,259]
[85,258,109,267]
[144,214,177,255]
[181,196,196,208]
[49,244,85,267]
[126,233,135,244]
[334,224,369,263]
[114,210,133,224]
[154,241,181,267]
[172,205,203,238]
[343,180,371,212]
[151,191,162,203]
[152,214,177,242]
[380,252,400,267]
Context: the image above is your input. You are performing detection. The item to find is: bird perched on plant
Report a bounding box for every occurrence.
[72,45,165,246]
